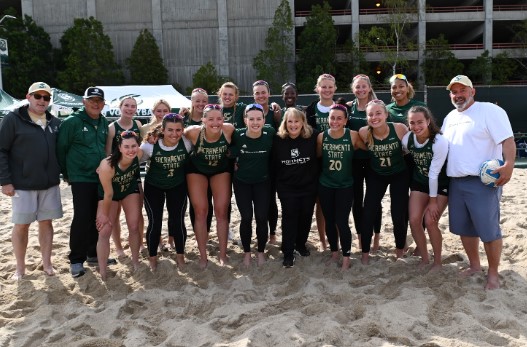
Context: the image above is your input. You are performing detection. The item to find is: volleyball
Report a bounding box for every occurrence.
[479,159,504,187]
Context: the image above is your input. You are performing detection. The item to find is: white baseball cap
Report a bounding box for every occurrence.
[446,75,473,90]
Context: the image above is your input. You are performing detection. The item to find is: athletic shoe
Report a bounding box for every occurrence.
[70,263,86,278]
[86,257,118,266]
[283,256,295,268]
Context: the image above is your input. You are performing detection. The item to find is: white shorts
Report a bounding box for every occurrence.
[12,185,63,224]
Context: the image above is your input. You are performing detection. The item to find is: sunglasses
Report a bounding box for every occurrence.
[320,73,335,80]
[367,99,385,107]
[163,113,184,120]
[32,93,51,102]
[281,82,297,89]
[245,103,264,112]
[192,88,207,94]
[204,104,222,111]
[120,130,138,138]
[389,74,408,84]
[330,104,348,112]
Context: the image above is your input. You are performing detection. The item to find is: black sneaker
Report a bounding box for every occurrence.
[295,248,310,257]
[283,256,295,268]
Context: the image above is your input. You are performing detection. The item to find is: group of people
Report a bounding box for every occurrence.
[0,73,515,289]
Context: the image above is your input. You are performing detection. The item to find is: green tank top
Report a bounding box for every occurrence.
[386,99,427,124]
[111,120,141,151]
[191,129,230,175]
[406,134,449,187]
[231,127,275,184]
[145,139,190,189]
[315,107,330,132]
[347,100,369,160]
[98,157,140,201]
[369,123,406,175]
[319,129,354,188]
[222,102,245,129]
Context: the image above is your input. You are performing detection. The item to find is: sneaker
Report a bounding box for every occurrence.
[283,256,295,268]
[86,257,118,266]
[70,263,86,278]
[294,248,310,257]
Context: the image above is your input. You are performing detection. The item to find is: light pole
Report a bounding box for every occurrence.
[0,15,16,90]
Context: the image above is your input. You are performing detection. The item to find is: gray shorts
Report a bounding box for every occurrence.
[12,185,63,224]
[448,177,502,242]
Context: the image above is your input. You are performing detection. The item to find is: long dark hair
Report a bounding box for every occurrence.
[408,105,442,143]
[108,130,140,168]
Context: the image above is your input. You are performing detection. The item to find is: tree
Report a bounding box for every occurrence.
[295,1,337,93]
[468,50,492,84]
[126,29,168,85]
[0,11,54,98]
[56,17,123,94]
[360,0,417,76]
[335,39,369,91]
[422,35,463,86]
[511,19,527,74]
[188,62,230,95]
[253,0,294,94]
[491,52,517,85]
[467,51,517,85]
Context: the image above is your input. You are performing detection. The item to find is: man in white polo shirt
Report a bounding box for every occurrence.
[441,75,516,290]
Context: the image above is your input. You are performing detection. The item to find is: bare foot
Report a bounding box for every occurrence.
[372,234,380,252]
[417,260,430,271]
[218,255,229,267]
[412,247,421,257]
[139,245,146,253]
[361,252,369,265]
[132,260,141,273]
[12,271,24,280]
[459,266,483,278]
[149,256,158,272]
[429,263,443,273]
[319,241,328,251]
[43,266,56,276]
[325,252,339,267]
[116,248,126,258]
[485,274,500,290]
[242,253,252,268]
[341,257,351,270]
[199,258,208,269]
[395,248,404,259]
[269,234,277,245]
[168,237,176,250]
[176,254,186,268]
[98,267,107,281]
[257,252,266,266]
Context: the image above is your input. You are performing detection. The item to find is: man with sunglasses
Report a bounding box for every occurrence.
[0,82,62,280]
[57,86,116,278]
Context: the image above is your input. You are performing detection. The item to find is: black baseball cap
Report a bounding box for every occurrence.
[83,87,105,100]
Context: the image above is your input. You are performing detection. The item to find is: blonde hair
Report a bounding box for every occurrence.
[189,88,208,120]
[277,107,313,139]
[149,99,171,124]
[351,74,377,101]
[365,100,389,150]
[314,73,337,93]
[217,82,239,103]
[119,96,137,108]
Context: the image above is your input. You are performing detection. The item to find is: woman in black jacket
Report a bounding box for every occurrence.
[273,107,319,268]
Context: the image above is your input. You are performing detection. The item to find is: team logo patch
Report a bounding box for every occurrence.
[291,148,299,158]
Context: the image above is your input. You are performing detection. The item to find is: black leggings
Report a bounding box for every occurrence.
[69,182,99,263]
[233,178,271,252]
[352,158,382,234]
[318,184,354,257]
[361,169,409,253]
[268,180,278,236]
[144,181,188,256]
[279,194,316,258]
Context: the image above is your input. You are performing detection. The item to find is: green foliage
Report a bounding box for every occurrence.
[188,62,230,95]
[468,50,492,84]
[511,20,527,73]
[0,12,54,98]
[422,35,463,86]
[468,51,517,85]
[126,29,168,85]
[56,17,124,94]
[335,39,369,91]
[253,0,294,94]
[295,1,337,93]
[491,52,517,84]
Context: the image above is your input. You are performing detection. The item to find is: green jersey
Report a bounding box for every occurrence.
[369,123,406,175]
[406,134,449,187]
[314,105,331,132]
[231,126,275,184]
[386,99,426,124]
[145,139,190,189]
[98,157,140,201]
[111,120,141,151]
[319,129,354,188]
[347,99,368,160]
[222,102,245,129]
[191,130,230,175]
